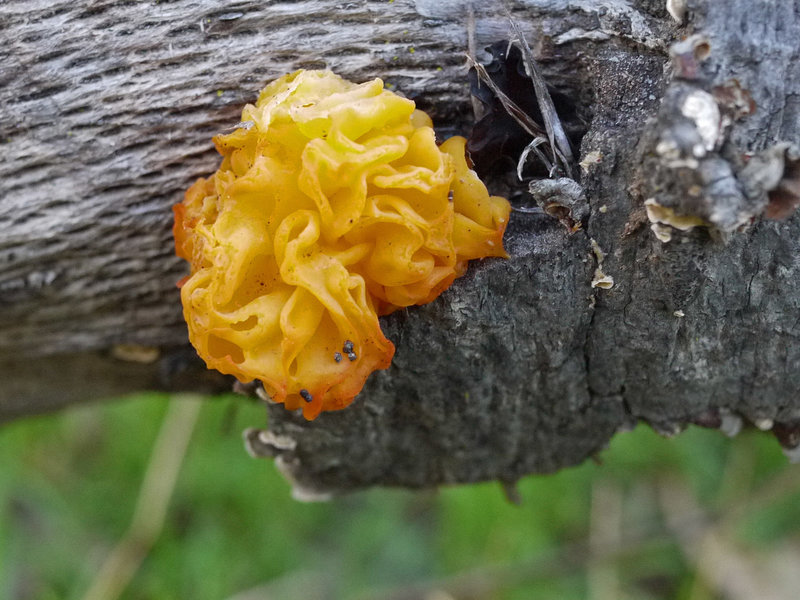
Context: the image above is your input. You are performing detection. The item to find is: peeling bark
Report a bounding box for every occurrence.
[3,0,800,495]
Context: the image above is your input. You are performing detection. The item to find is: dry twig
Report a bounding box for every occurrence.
[81,395,203,600]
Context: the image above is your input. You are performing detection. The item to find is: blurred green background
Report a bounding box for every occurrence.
[2,393,800,600]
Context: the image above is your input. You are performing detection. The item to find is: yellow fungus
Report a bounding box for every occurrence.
[174,70,510,419]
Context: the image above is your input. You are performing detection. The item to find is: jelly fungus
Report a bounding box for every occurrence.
[173,70,510,419]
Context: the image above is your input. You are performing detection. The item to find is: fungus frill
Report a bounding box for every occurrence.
[173,70,510,419]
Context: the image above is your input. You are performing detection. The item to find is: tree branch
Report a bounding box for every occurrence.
[3,0,800,495]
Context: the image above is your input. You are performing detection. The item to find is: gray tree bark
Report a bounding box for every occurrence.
[3,0,799,497]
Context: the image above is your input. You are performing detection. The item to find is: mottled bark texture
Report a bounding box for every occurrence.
[2,0,799,496]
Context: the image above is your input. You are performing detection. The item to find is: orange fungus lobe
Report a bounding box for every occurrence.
[173,70,510,419]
